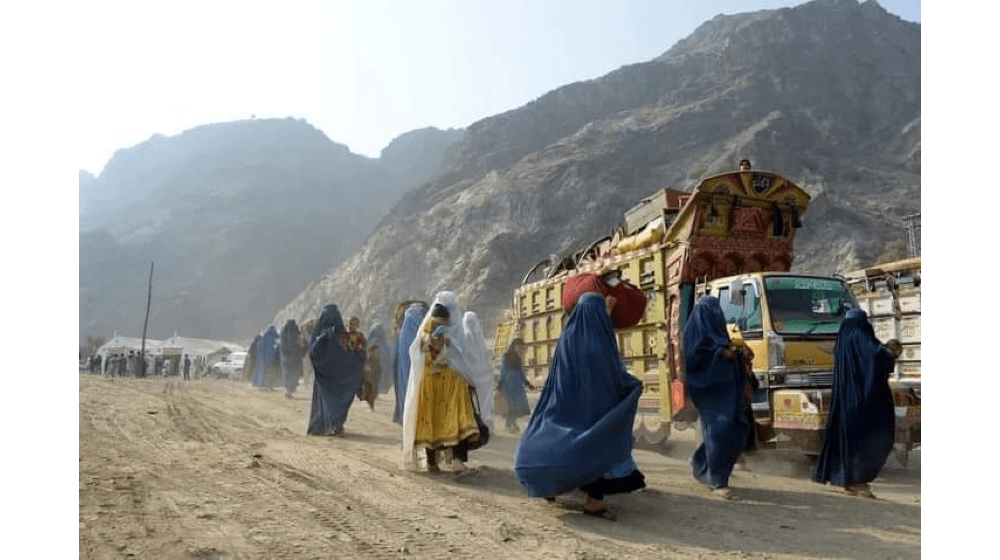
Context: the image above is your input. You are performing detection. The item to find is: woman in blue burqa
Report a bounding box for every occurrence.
[252,325,282,390]
[279,319,305,399]
[514,292,645,520]
[392,302,427,425]
[368,323,395,396]
[498,337,533,433]
[366,323,394,398]
[812,308,899,498]
[684,295,752,500]
[243,333,260,383]
[307,304,367,436]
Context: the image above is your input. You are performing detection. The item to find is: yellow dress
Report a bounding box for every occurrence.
[413,321,479,450]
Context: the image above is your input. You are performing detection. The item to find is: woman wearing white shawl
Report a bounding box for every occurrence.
[462,311,496,424]
[401,291,484,476]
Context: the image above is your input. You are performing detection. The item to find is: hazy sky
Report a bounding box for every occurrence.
[72,0,920,176]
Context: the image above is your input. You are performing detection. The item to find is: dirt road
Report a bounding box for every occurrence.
[79,374,920,559]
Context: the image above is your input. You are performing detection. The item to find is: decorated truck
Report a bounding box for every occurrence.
[496,164,920,456]
[843,256,921,465]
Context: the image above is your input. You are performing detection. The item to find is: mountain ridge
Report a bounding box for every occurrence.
[270,0,920,336]
[79,119,464,342]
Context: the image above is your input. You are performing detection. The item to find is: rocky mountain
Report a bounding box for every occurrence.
[272,0,920,337]
[79,170,96,195]
[79,119,463,343]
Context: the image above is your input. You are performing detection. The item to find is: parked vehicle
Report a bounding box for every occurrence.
[211,352,248,380]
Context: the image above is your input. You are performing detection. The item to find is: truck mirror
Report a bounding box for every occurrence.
[729,279,745,306]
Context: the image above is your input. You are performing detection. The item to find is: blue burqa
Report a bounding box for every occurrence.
[280,319,305,395]
[684,296,751,489]
[244,334,261,381]
[367,323,394,395]
[392,304,426,425]
[307,304,367,435]
[252,326,282,388]
[499,345,531,419]
[812,309,896,487]
[514,293,643,498]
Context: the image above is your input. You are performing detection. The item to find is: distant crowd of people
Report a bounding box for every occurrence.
[84,350,198,379]
[84,277,903,520]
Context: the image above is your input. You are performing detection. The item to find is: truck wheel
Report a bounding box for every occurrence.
[641,424,667,446]
[633,414,671,451]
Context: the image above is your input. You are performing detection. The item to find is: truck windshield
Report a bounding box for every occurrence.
[763,276,857,335]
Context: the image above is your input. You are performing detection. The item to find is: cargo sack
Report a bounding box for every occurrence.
[561,273,647,329]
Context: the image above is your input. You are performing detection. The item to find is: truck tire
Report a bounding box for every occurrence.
[632,414,671,452]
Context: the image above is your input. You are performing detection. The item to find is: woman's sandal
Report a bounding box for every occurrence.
[846,484,877,499]
[712,487,736,500]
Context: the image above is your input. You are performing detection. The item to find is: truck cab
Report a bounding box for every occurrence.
[701,273,857,452]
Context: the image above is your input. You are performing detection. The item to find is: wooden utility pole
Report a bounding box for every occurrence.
[903,214,920,257]
[139,262,154,377]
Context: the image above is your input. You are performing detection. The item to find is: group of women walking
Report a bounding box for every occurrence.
[304,292,497,478]
[244,319,308,398]
[295,284,901,521]
[682,295,901,502]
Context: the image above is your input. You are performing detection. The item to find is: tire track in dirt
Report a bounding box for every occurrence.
[88,380,281,558]
[234,447,437,558]
[80,377,149,437]
[257,441,621,559]
[250,435,544,558]
[257,406,677,559]
[152,381,394,556]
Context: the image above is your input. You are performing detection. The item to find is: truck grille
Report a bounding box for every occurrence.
[810,371,833,386]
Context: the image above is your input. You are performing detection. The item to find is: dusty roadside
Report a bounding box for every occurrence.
[79,374,920,559]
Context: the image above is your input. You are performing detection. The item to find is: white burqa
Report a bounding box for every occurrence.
[462,311,496,424]
[401,291,492,469]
